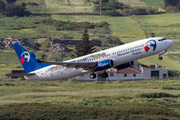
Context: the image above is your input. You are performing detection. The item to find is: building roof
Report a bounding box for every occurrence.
[117,67,142,74]
[96,67,142,74]
[95,66,168,75]
[143,67,168,70]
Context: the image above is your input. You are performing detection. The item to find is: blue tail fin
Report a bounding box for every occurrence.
[13,42,51,73]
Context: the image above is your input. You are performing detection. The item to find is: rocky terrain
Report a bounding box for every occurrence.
[0,37,34,49]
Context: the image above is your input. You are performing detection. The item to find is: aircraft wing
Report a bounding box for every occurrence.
[38,61,97,69]
[6,73,35,77]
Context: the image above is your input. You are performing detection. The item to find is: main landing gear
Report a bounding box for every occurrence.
[90,71,108,79]
[102,72,108,78]
[90,73,96,79]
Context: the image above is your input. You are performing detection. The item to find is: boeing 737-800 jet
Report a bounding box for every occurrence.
[8,37,174,81]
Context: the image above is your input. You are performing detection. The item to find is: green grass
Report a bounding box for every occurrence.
[1,80,180,117]
[1,80,180,104]
[46,0,93,13]
[139,54,180,71]
[0,50,21,66]
[0,16,53,40]
[1,103,179,120]
[135,13,180,39]
[1,80,180,119]
[140,0,164,7]
[51,15,145,39]
[117,0,147,7]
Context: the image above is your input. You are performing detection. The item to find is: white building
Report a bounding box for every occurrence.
[78,62,168,81]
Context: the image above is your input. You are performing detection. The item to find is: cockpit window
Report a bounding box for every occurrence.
[158,38,167,41]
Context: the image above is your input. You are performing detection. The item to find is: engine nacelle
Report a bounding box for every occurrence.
[95,59,113,71]
[115,61,134,70]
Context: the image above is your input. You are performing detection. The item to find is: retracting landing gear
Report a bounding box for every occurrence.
[159,55,163,60]
[90,73,96,79]
[158,50,167,60]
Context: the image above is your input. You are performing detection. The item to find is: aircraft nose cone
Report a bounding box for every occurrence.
[170,40,174,46]
[167,40,174,46]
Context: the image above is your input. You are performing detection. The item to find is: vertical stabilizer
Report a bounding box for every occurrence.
[13,42,50,73]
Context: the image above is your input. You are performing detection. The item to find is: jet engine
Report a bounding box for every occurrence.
[95,59,114,71]
[115,61,134,70]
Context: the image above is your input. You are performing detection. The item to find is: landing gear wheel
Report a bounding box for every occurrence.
[90,73,96,79]
[102,72,108,78]
[159,56,163,60]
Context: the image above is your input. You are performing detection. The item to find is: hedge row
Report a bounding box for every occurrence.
[0,103,179,119]
[39,18,109,31]
[136,92,177,98]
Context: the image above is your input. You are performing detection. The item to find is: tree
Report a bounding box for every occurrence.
[34,43,41,50]
[6,0,16,4]
[5,3,29,16]
[0,0,5,14]
[164,0,180,8]
[71,28,95,58]
[20,2,27,9]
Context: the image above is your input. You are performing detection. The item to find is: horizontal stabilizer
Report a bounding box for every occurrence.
[6,73,35,77]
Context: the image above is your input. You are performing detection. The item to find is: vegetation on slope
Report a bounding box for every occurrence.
[1,80,180,119]
[0,103,179,120]
[140,0,164,7]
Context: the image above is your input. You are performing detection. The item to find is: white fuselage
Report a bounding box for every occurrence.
[25,37,174,81]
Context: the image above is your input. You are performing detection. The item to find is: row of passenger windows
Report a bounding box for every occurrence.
[84,44,144,62]
[112,44,144,55]
[86,54,110,62]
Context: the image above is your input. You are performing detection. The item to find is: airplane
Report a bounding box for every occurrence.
[7,37,174,81]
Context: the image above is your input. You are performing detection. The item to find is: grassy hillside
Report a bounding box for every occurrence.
[140,0,164,7]
[135,13,180,39]
[134,13,180,70]
[51,15,145,39]
[105,0,164,7]
[1,80,180,119]
[0,0,179,74]
[117,0,147,7]
[45,0,93,13]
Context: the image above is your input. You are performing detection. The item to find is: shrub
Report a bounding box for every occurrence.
[102,10,123,16]
[3,82,15,86]
[26,2,38,6]
[0,103,179,119]
[131,8,147,15]
[136,92,177,98]
[146,7,158,15]
[131,7,159,15]
[123,9,131,15]
[165,6,177,12]
[39,19,110,31]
